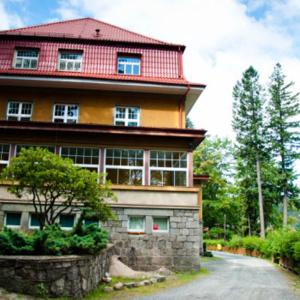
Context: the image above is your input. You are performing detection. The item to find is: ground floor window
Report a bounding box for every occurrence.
[60,147,100,173]
[105,149,144,185]
[152,217,169,233]
[16,145,55,155]
[4,212,21,228]
[128,216,145,233]
[150,151,187,186]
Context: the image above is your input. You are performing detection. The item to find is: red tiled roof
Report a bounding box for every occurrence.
[0,17,182,47]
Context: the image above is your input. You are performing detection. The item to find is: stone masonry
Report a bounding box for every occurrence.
[103,208,201,271]
[0,245,114,298]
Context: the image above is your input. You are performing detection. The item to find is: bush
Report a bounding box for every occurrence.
[205,239,227,247]
[0,224,108,256]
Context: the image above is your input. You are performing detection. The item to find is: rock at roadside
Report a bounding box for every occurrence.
[113,282,124,291]
[155,275,166,282]
[102,276,112,283]
[124,282,136,288]
[142,280,151,286]
[150,278,157,284]
[134,281,145,287]
[158,266,173,276]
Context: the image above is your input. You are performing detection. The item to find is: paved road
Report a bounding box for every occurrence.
[137,251,300,300]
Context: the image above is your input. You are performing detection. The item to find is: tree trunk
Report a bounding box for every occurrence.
[283,194,288,227]
[247,214,251,236]
[256,157,265,238]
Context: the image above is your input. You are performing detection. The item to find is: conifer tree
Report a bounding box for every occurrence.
[267,63,300,226]
[232,66,266,238]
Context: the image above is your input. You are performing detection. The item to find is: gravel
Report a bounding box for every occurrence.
[136,251,300,300]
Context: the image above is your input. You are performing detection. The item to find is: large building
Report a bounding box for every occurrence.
[0,18,207,271]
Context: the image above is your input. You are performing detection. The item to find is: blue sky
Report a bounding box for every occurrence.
[0,0,299,141]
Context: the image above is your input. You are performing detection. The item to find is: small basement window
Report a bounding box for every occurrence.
[5,212,21,228]
[128,216,145,233]
[29,213,41,229]
[152,217,169,233]
[59,214,75,230]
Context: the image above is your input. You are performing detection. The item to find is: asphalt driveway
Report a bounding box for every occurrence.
[137,251,300,300]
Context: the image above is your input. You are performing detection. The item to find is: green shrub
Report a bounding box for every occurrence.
[0,228,34,255]
[0,223,108,256]
[242,236,265,252]
[204,239,227,247]
[227,235,243,248]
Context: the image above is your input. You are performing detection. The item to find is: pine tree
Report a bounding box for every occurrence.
[232,66,266,238]
[267,63,300,227]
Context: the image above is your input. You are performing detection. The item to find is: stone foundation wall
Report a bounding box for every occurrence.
[103,208,201,271]
[0,245,114,298]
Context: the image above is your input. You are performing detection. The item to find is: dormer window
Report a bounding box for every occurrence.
[117,56,141,75]
[53,104,79,123]
[13,49,39,69]
[58,51,82,72]
[114,106,140,126]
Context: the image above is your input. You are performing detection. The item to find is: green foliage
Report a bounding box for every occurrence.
[193,136,243,236]
[0,228,34,254]
[1,148,115,229]
[0,224,108,255]
[205,229,300,262]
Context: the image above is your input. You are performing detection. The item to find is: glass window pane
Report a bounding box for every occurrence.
[163,170,173,186]
[153,217,169,231]
[30,213,41,228]
[150,170,162,186]
[128,216,144,231]
[175,171,186,186]
[106,168,118,184]
[60,215,74,228]
[5,212,21,226]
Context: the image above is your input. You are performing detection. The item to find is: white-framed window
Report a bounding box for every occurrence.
[59,214,75,230]
[114,106,140,127]
[53,104,79,123]
[105,148,144,185]
[4,212,21,228]
[58,51,83,72]
[16,145,55,156]
[128,216,145,233]
[13,49,39,69]
[117,56,141,75]
[60,147,100,173]
[7,101,33,121]
[29,213,41,229]
[0,144,10,173]
[152,217,169,233]
[150,151,188,187]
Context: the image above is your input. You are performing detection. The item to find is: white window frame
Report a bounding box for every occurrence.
[7,101,33,121]
[104,148,144,185]
[28,213,40,229]
[117,56,141,75]
[59,214,75,230]
[13,49,39,70]
[114,106,140,127]
[128,216,145,233]
[0,144,10,169]
[152,216,169,233]
[4,212,21,229]
[53,104,79,123]
[60,146,100,174]
[149,151,188,187]
[58,51,83,72]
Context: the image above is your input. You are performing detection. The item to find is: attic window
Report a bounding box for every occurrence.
[13,49,39,70]
[58,51,83,72]
[117,56,141,75]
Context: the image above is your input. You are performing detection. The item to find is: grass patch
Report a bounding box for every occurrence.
[84,268,208,300]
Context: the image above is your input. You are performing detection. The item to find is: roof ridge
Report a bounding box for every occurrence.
[87,17,169,45]
[0,17,91,34]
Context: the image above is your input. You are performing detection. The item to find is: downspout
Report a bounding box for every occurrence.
[179,83,190,128]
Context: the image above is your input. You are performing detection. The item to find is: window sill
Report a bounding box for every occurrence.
[127,232,145,235]
[111,184,199,193]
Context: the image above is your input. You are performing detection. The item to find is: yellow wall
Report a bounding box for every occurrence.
[0,87,184,128]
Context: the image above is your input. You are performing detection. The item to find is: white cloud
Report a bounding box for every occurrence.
[54,0,300,142]
[0,0,23,30]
